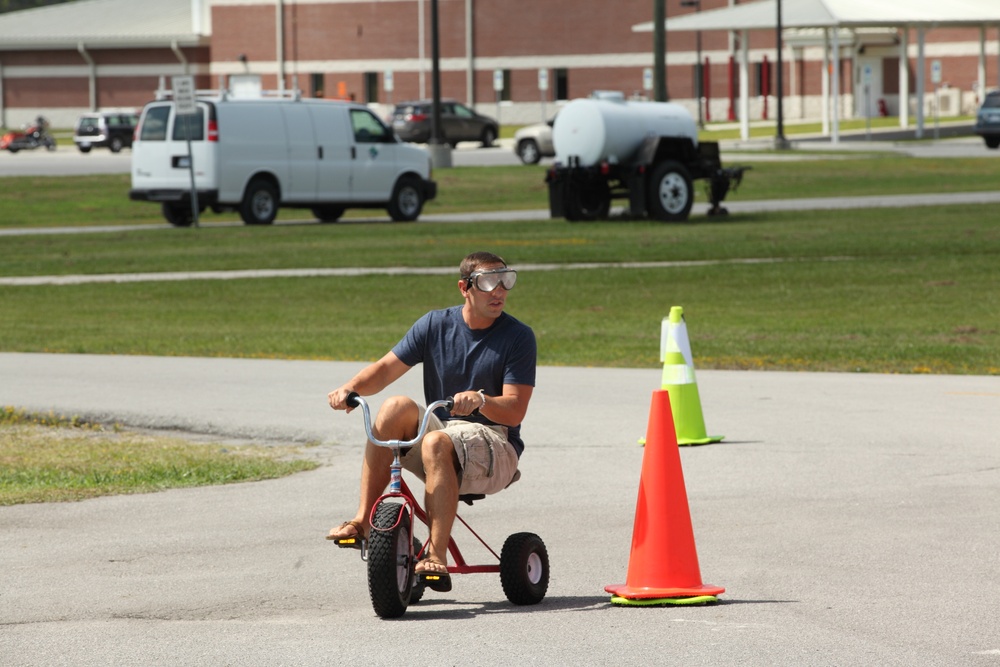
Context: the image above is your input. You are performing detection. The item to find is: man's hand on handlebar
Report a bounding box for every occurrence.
[328,386,358,412]
[450,390,484,417]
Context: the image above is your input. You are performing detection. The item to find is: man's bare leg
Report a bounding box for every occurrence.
[328,396,420,540]
[415,430,460,571]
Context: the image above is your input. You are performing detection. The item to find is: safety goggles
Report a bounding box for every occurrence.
[466,267,517,292]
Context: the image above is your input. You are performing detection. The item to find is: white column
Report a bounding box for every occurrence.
[916,27,925,139]
[978,27,987,106]
[832,28,840,144]
[418,0,426,99]
[739,30,750,141]
[465,0,474,106]
[275,0,284,92]
[899,28,909,128]
[822,29,830,135]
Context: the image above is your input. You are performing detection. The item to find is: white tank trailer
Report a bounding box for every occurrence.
[545,97,749,222]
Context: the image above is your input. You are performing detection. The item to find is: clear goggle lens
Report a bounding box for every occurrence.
[470,268,517,292]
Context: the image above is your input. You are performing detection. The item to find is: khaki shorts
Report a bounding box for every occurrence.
[399,409,520,496]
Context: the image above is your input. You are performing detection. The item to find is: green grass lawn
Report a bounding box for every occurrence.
[3,157,1000,229]
[3,205,997,375]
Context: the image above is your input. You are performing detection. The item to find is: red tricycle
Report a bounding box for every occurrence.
[335,393,549,618]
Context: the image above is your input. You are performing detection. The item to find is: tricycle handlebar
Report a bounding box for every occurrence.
[346,392,454,450]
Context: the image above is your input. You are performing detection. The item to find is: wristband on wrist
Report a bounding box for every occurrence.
[477,389,487,410]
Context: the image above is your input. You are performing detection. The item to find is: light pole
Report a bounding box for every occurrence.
[774,0,790,149]
[653,0,667,102]
[680,0,703,128]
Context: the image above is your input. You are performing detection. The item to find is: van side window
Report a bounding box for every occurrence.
[172,108,205,141]
[350,109,391,143]
[139,106,171,141]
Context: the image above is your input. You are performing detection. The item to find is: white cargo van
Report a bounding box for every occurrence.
[129,92,436,226]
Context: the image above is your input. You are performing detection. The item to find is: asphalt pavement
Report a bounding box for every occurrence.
[2,352,999,666]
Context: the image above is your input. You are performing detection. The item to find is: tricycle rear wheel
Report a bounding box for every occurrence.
[500,532,549,605]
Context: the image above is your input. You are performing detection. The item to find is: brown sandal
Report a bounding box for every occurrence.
[327,519,367,549]
[415,557,452,593]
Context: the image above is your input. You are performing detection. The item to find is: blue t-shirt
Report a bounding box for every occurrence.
[392,305,537,456]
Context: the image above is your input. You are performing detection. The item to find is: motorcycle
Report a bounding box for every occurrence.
[0,116,57,153]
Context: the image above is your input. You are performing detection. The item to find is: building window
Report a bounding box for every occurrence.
[311,73,325,98]
[555,69,569,101]
[364,72,379,104]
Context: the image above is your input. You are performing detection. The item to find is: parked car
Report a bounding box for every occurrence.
[974,90,1000,149]
[513,116,556,164]
[390,99,498,147]
[73,112,139,153]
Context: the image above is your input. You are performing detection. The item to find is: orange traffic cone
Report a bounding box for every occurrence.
[606,390,724,605]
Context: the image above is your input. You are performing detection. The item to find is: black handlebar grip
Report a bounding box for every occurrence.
[346,392,361,408]
[444,396,455,410]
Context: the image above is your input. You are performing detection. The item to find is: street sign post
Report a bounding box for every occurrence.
[538,68,549,122]
[172,75,199,226]
[493,69,504,129]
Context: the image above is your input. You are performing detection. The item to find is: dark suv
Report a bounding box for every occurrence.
[73,112,139,153]
[389,99,498,148]
[974,90,1000,149]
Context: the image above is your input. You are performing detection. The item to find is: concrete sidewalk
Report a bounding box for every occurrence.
[1,353,999,665]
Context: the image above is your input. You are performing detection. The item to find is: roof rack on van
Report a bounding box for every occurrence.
[153,77,303,102]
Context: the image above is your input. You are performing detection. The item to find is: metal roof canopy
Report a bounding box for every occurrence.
[634,0,1000,143]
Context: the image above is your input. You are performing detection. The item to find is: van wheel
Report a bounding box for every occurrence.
[110,137,124,153]
[387,176,424,222]
[161,203,194,227]
[647,160,694,222]
[312,205,345,223]
[240,178,279,225]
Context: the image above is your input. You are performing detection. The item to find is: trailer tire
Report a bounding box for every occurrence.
[647,160,694,222]
[564,178,610,222]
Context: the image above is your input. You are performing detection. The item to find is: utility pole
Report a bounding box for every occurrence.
[774,0,790,149]
[428,0,452,167]
[653,0,668,101]
[680,0,703,127]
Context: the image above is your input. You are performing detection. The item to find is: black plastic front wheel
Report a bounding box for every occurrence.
[367,502,414,618]
[500,532,549,605]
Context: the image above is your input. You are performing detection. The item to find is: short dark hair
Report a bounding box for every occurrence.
[460,251,507,280]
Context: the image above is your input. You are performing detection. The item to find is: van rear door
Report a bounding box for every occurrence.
[131,102,217,195]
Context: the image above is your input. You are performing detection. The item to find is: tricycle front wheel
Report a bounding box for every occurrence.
[367,502,414,618]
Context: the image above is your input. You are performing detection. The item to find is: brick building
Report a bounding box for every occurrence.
[0,0,998,130]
